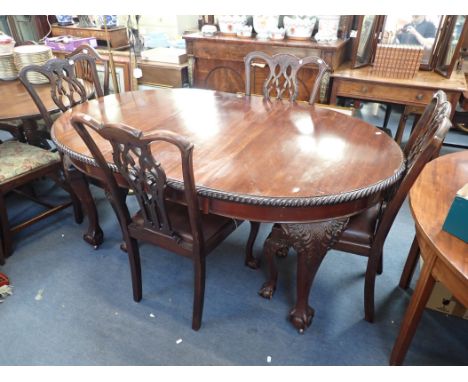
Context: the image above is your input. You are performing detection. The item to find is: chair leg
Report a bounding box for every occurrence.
[399,236,420,290]
[377,250,383,275]
[192,254,206,331]
[125,236,142,302]
[50,169,84,224]
[245,221,260,269]
[364,247,382,322]
[0,194,12,258]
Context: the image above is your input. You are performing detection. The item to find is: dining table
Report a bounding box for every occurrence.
[390,150,468,365]
[51,87,405,332]
[0,78,95,147]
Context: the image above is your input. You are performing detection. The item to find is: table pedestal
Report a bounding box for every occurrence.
[259,219,349,332]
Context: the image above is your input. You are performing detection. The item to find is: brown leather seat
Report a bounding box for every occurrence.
[334,203,381,254]
[131,200,241,255]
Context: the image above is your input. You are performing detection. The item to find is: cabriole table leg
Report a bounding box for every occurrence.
[259,218,349,332]
[62,156,104,248]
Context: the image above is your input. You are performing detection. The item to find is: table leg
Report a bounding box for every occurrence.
[259,218,349,333]
[390,255,436,365]
[245,221,261,269]
[22,118,51,149]
[62,157,104,248]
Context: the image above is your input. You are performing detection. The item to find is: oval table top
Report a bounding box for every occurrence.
[409,150,468,281]
[52,88,405,222]
[0,79,94,121]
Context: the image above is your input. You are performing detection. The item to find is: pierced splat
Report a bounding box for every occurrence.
[244,51,330,104]
[18,56,101,130]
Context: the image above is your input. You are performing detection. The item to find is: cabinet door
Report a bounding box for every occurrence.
[194,58,245,94]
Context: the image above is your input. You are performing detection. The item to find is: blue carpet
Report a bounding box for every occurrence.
[0,105,467,366]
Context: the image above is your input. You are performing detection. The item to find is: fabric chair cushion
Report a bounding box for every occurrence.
[0,141,60,184]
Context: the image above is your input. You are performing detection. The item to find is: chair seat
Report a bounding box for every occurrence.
[334,203,381,254]
[0,141,60,184]
[131,200,241,253]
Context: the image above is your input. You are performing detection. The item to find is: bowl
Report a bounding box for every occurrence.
[253,15,279,39]
[270,27,285,40]
[218,15,247,35]
[283,16,317,40]
[237,25,253,38]
[201,25,217,37]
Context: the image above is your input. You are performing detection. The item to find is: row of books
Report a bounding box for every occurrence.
[371,44,424,79]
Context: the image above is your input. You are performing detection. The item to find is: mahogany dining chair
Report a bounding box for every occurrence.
[69,113,243,330]
[66,44,110,96]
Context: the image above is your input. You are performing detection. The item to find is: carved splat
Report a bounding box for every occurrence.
[244,51,330,104]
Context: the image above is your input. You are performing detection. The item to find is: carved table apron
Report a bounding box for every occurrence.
[51,88,405,332]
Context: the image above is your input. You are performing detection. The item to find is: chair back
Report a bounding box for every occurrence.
[66,44,110,96]
[18,57,102,129]
[404,90,447,159]
[69,113,204,251]
[244,51,330,104]
[372,95,452,251]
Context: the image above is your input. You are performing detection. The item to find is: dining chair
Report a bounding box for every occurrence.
[66,44,110,96]
[259,90,451,322]
[0,122,82,264]
[398,90,449,290]
[243,51,338,269]
[330,90,451,321]
[18,56,103,134]
[69,112,242,330]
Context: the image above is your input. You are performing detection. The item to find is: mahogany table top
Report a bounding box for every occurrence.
[52,88,405,222]
[0,79,94,121]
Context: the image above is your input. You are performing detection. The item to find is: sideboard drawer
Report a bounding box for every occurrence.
[335,80,435,106]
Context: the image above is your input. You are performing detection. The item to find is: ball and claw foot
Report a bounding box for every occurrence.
[289,305,315,333]
[258,281,276,299]
[275,246,289,258]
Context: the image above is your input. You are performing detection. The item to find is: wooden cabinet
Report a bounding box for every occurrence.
[138,61,188,88]
[51,24,129,49]
[183,33,350,101]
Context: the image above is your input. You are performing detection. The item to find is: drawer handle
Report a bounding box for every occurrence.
[251,62,266,68]
[416,93,424,100]
[361,86,368,93]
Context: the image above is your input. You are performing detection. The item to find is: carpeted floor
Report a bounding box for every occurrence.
[0,103,467,366]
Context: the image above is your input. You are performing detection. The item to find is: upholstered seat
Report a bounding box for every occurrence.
[334,204,381,253]
[0,141,60,184]
[131,201,241,255]
[0,129,82,264]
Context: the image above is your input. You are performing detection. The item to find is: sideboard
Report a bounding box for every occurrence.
[183,33,350,102]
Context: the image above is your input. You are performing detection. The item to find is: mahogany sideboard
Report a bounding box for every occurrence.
[183,32,350,102]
